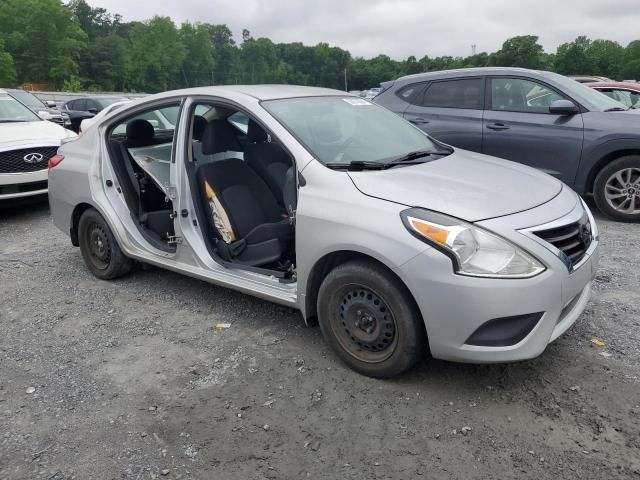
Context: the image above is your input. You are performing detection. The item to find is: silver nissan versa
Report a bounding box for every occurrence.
[49,85,600,378]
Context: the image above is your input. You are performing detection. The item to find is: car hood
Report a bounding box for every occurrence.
[348,149,563,222]
[0,120,74,149]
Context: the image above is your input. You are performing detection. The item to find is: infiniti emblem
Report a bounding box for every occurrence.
[23,152,44,164]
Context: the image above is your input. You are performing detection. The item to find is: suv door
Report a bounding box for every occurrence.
[483,77,584,184]
[403,77,485,151]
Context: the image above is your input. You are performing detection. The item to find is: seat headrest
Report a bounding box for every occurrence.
[247,119,268,143]
[192,115,207,141]
[202,119,242,155]
[126,119,154,141]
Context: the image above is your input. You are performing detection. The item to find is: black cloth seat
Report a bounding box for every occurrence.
[125,119,156,148]
[196,121,291,267]
[244,120,296,213]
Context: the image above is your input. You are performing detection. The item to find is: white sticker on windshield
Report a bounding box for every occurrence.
[343,98,371,106]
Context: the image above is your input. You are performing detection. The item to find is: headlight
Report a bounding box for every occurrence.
[401,208,545,278]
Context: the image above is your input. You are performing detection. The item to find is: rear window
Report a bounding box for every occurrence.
[420,78,484,109]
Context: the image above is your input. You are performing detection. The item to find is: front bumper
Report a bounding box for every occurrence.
[0,170,48,200]
[395,188,600,363]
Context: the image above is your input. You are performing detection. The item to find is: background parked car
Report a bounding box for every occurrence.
[0,89,76,202]
[586,82,640,109]
[374,67,640,221]
[62,96,128,132]
[79,100,131,133]
[5,89,71,129]
[569,75,612,83]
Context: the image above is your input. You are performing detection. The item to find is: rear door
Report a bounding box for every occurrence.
[403,77,485,151]
[482,76,584,184]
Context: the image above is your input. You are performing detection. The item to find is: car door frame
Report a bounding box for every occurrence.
[482,75,587,184]
[172,95,302,280]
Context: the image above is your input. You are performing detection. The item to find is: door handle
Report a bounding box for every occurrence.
[486,122,510,131]
[409,118,430,125]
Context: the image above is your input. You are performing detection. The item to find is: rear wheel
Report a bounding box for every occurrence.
[594,155,640,222]
[78,208,132,279]
[317,260,426,378]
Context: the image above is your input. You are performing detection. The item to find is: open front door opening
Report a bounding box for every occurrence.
[183,102,297,279]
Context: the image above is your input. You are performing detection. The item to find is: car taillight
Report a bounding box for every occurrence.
[48,155,64,169]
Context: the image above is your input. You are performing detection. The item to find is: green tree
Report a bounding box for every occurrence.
[0,0,86,87]
[492,35,544,69]
[179,23,214,87]
[589,40,624,78]
[0,40,17,87]
[206,24,239,84]
[554,36,595,75]
[619,40,640,81]
[124,16,186,92]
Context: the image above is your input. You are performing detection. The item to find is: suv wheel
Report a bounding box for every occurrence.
[78,208,132,279]
[594,155,640,222]
[317,260,427,378]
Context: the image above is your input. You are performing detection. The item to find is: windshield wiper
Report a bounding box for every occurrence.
[387,148,453,165]
[324,160,387,171]
[604,106,629,112]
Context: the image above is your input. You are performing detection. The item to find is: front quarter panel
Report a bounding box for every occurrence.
[296,160,432,313]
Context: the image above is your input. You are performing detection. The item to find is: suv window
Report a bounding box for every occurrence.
[419,78,483,109]
[491,78,564,113]
[395,83,425,103]
[599,89,640,109]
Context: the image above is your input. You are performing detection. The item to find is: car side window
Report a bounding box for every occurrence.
[490,78,564,113]
[75,99,87,112]
[395,83,426,104]
[419,78,484,109]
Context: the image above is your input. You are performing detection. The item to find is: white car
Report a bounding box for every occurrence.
[0,90,76,202]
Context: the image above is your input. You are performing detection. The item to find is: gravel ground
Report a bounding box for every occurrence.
[1,199,639,479]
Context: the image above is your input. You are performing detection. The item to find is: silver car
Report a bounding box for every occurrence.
[49,86,600,378]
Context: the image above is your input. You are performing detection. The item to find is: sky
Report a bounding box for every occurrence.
[86,0,640,59]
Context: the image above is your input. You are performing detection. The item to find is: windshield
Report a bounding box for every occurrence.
[9,90,46,109]
[549,73,629,111]
[0,95,40,122]
[263,96,440,165]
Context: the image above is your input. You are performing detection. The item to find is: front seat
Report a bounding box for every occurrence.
[196,122,292,267]
[244,119,297,214]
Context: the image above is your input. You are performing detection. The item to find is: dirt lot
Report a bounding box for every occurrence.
[1,200,639,479]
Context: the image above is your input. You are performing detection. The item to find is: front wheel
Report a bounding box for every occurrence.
[317,260,427,378]
[593,156,640,222]
[78,208,132,279]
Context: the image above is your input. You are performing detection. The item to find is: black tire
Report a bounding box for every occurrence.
[78,208,132,279]
[593,155,640,222]
[317,260,427,378]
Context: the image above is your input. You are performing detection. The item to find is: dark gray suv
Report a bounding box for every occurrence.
[374,67,640,221]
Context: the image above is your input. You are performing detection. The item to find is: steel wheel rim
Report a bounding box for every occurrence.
[604,167,640,214]
[86,222,111,270]
[330,283,398,364]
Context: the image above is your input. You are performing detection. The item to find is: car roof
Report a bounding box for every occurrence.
[586,82,640,90]
[141,85,348,103]
[394,67,554,83]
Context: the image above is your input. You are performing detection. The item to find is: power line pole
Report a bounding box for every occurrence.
[344,68,348,91]
[472,44,477,56]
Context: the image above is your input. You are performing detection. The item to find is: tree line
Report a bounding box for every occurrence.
[1,0,640,93]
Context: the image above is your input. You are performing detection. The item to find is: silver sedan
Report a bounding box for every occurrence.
[48,85,599,377]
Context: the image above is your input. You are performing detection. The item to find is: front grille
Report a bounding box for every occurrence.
[533,215,593,267]
[0,146,58,173]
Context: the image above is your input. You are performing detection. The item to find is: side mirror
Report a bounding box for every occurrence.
[87,108,98,114]
[45,100,57,108]
[549,99,579,115]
